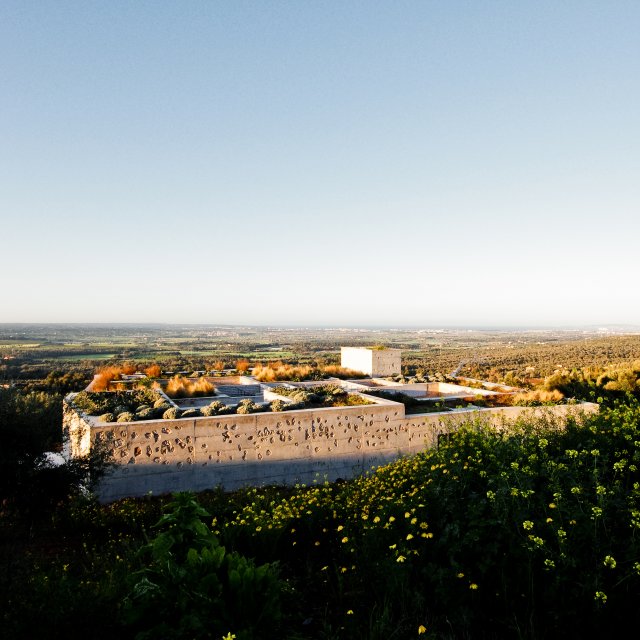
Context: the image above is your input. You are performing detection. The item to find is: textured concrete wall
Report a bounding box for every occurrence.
[341,347,402,377]
[64,397,597,502]
[370,349,402,377]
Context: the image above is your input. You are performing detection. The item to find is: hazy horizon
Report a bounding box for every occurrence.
[2,2,639,326]
[2,321,639,333]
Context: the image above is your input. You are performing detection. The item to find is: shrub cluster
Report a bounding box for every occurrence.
[236,399,261,414]
[201,400,233,417]
[72,389,162,420]
[6,402,640,639]
[221,402,640,637]
[270,384,372,409]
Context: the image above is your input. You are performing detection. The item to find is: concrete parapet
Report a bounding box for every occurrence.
[64,396,598,502]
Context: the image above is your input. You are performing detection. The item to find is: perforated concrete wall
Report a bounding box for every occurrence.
[63,397,597,502]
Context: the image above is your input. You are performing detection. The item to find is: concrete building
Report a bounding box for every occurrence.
[341,346,402,377]
[62,347,597,501]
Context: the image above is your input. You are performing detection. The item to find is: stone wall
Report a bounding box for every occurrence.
[62,402,92,458]
[64,395,597,502]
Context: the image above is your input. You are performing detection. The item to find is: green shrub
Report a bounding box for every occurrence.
[162,407,181,420]
[236,399,258,414]
[181,408,201,418]
[71,389,161,417]
[153,398,169,409]
[135,407,154,420]
[270,399,287,412]
[116,412,134,423]
[200,401,232,417]
[123,493,282,639]
[98,413,115,423]
[291,390,311,404]
[271,384,371,408]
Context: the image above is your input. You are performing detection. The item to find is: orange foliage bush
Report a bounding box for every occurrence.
[212,360,226,371]
[252,362,314,382]
[253,362,365,382]
[321,365,366,379]
[89,365,124,391]
[121,363,138,375]
[144,364,162,378]
[164,376,215,398]
[236,359,250,373]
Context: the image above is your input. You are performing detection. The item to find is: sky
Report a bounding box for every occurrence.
[1,1,639,327]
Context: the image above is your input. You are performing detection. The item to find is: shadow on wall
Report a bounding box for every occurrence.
[96,451,405,502]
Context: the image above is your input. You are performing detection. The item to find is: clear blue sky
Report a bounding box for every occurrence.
[1,1,639,327]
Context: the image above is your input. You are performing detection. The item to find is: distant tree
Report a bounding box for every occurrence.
[0,388,113,511]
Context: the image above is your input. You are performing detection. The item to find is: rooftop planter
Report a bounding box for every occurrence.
[270,384,373,409]
[69,389,173,423]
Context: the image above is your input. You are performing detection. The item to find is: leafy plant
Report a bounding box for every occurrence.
[123,493,282,640]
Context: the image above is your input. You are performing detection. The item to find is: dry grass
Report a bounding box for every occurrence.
[512,389,564,405]
[212,360,226,371]
[321,365,366,379]
[236,359,250,373]
[253,362,366,382]
[144,364,162,378]
[164,376,215,398]
[89,365,125,391]
[252,362,314,382]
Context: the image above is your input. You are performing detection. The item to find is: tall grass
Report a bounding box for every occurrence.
[253,362,365,382]
[163,376,215,398]
[235,359,250,373]
[321,365,366,379]
[512,389,565,405]
[143,364,162,378]
[253,362,314,382]
[89,365,125,391]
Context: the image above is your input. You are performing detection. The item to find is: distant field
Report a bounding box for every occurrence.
[29,349,298,363]
[0,342,41,348]
[3,325,640,385]
[49,353,118,361]
[175,350,296,359]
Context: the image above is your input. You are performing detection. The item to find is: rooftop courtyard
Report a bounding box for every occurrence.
[63,347,593,501]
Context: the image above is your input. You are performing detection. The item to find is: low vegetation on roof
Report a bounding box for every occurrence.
[252,362,366,382]
[71,389,168,422]
[161,375,216,398]
[271,384,373,408]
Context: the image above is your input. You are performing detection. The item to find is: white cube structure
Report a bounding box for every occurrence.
[341,346,402,377]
